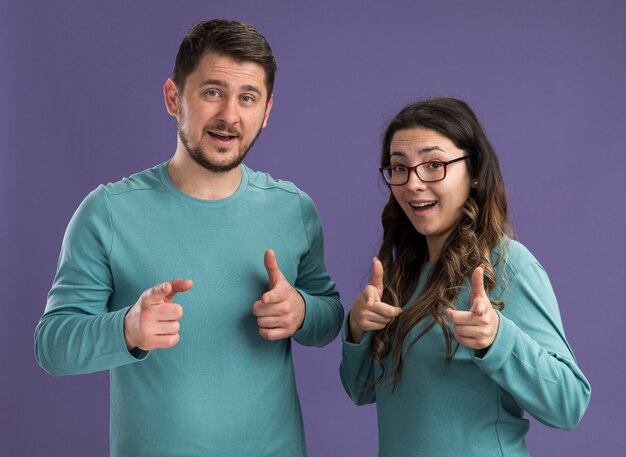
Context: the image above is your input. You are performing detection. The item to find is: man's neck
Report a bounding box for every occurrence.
[167,151,243,201]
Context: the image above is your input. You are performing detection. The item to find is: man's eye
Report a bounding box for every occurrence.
[205,89,220,97]
[241,95,255,104]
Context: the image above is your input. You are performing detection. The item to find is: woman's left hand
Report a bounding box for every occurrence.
[444,265,500,351]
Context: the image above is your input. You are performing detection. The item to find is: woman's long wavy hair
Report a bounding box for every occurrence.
[372,97,512,389]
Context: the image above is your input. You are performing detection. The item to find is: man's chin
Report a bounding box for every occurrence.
[189,149,247,174]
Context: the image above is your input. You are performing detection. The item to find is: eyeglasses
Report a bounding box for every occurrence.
[379,156,470,185]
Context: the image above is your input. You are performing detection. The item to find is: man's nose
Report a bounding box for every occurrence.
[217,98,240,125]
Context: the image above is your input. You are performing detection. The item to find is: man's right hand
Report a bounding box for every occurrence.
[124,279,193,351]
[348,257,402,344]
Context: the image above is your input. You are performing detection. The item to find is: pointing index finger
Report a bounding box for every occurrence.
[166,278,194,300]
[145,279,193,305]
[369,301,402,319]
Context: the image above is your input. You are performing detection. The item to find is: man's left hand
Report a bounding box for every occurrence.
[252,249,305,340]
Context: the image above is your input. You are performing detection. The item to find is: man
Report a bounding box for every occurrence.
[35,19,343,457]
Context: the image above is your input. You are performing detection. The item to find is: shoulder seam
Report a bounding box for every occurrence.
[103,182,165,198]
[297,191,312,252]
[248,180,300,195]
[98,186,115,259]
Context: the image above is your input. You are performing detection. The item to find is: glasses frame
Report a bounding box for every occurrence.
[379,155,470,185]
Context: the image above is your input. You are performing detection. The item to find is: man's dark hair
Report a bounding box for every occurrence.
[172,19,277,97]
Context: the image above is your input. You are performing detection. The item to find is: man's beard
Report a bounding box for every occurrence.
[178,119,264,173]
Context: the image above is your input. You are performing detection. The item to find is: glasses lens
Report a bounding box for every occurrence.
[383,166,408,184]
[417,162,445,182]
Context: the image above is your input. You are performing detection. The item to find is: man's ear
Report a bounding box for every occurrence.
[262,95,273,128]
[164,79,180,116]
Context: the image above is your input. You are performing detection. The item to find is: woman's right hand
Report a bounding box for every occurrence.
[348,257,403,344]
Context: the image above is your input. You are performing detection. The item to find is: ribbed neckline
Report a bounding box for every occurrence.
[156,162,250,208]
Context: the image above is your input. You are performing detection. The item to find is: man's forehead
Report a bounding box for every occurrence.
[190,52,267,88]
[178,55,269,101]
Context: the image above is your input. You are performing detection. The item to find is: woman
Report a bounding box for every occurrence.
[340,97,590,456]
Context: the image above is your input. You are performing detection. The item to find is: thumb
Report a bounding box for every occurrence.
[144,281,173,305]
[470,265,491,316]
[471,265,488,300]
[370,257,384,295]
[264,249,284,289]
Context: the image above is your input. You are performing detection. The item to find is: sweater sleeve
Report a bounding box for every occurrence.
[339,313,377,405]
[34,187,146,376]
[292,192,343,347]
[472,260,591,430]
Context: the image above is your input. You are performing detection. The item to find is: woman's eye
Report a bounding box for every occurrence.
[426,161,444,170]
[391,165,407,173]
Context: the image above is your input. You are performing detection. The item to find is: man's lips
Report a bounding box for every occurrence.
[207,130,238,142]
[208,130,237,138]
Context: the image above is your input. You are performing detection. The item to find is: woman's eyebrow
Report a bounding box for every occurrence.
[390,146,447,158]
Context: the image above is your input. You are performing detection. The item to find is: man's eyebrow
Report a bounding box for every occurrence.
[241,84,262,95]
[200,80,262,96]
[201,79,227,87]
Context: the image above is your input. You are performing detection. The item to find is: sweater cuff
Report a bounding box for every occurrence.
[118,306,149,361]
[472,311,517,373]
[293,288,315,341]
[342,311,373,350]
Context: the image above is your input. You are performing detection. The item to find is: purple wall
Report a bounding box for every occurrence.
[2,1,624,455]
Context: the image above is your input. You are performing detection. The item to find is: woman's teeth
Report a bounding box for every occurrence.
[410,201,436,208]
